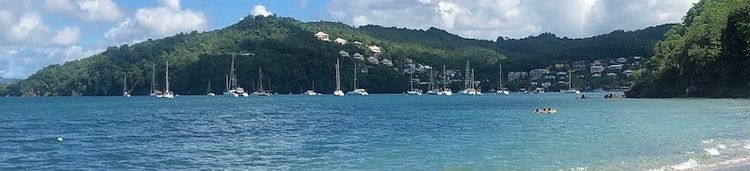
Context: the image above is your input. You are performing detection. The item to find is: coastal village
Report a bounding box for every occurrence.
[314,31,644,94]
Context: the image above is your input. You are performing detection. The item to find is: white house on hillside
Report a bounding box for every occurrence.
[335,38,347,45]
[314,32,330,41]
[369,45,383,53]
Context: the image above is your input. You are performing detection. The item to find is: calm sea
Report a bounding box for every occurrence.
[1,94,749,170]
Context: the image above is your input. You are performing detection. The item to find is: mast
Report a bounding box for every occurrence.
[464,61,470,90]
[151,63,156,94]
[568,67,573,90]
[471,68,476,90]
[258,67,263,91]
[429,68,434,91]
[499,63,504,90]
[335,59,341,91]
[123,75,127,93]
[312,80,315,90]
[165,61,170,93]
[409,72,414,91]
[207,80,211,94]
[353,62,358,90]
[442,64,447,90]
[225,75,229,92]
[230,54,236,89]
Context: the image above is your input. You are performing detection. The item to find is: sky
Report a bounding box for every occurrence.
[0,0,698,79]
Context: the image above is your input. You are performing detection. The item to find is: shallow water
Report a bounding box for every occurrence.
[1,94,749,170]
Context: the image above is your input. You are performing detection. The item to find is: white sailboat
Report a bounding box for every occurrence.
[253,67,271,96]
[347,62,368,96]
[561,67,581,94]
[304,80,320,96]
[406,72,423,95]
[440,64,452,96]
[161,61,175,99]
[496,63,510,95]
[460,61,480,95]
[333,58,345,96]
[122,75,130,97]
[426,67,440,95]
[207,80,215,96]
[223,54,249,97]
[149,63,163,97]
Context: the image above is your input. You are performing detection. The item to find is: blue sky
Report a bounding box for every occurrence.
[0,0,698,79]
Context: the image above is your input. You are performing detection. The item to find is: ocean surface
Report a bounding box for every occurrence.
[1,93,750,170]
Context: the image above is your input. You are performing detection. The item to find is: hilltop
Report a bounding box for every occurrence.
[2,15,670,96]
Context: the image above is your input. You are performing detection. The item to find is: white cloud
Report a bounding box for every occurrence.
[104,0,207,45]
[0,45,100,78]
[328,0,698,39]
[44,0,123,22]
[52,26,81,45]
[0,0,102,78]
[0,12,80,46]
[251,5,273,17]
[8,13,46,42]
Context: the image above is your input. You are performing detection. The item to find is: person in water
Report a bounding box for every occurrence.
[581,94,587,99]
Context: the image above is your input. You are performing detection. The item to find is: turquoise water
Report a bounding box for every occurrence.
[1,94,750,170]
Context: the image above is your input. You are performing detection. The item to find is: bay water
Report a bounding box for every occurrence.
[1,94,750,170]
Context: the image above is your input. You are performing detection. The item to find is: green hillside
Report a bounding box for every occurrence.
[2,15,670,96]
[627,0,750,98]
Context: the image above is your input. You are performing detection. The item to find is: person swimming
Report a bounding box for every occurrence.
[535,107,556,114]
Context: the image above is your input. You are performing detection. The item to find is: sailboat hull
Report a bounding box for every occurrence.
[333,90,345,96]
[347,89,368,96]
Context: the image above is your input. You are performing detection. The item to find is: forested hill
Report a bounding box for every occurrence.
[627,0,750,98]
[3,15,670,96]
[495,25,673,71]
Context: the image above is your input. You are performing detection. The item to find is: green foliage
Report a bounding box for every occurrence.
[628,0,750,98]
[3,15,669,96]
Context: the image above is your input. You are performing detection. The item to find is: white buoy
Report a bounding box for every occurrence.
[56,137,63,142]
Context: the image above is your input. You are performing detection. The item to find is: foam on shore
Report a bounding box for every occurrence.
[704,147,721,156]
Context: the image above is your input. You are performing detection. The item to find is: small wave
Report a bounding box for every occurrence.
[707,157,750,167]
[702,139,715,144]
[669,159,699,170]
[743,144,750,150]
[716,144,726,149]
[704,147,720,156]
[560,166,587,171]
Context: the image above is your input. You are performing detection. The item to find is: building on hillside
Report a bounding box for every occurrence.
[353,53,365,61]
[381,59,393,67]
[353,41,363,46]
[369,45,383,54]
[508,72,528,81]
[572,60,587,72]
[314,32,330,41]
[555,64,566,69]
[606,73,618,77]
[592,73,602,78]
[590,65,604,74]
[556,71,567,76]
[623,70,634,77]
[339,50,350,57]
[367,56,379,64]
[335,38,347,45]
[607,64,623,70]
[592,60,603,66]
[616,57,628,63]
[530,69,550,80]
